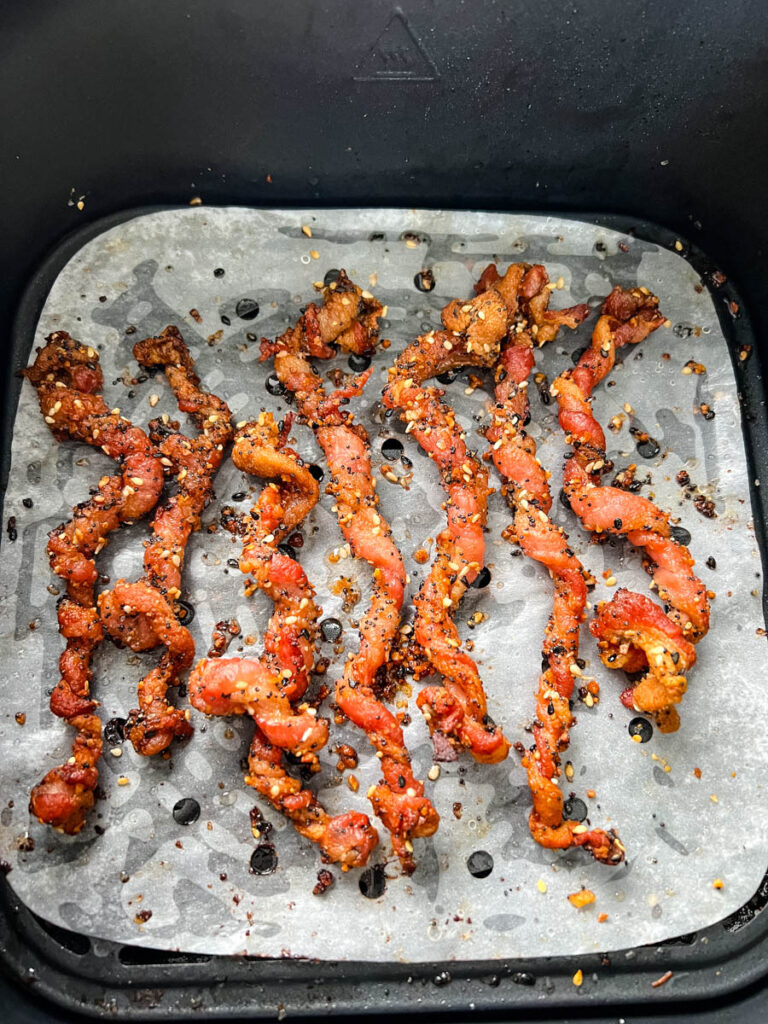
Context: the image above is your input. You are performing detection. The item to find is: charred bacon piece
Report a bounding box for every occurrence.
[24,332,164,833]
[481,264,623,863]
[382,282,512,764]
[265,272,436,873]
[190,411,378,868]
[553,287,708,732]
[99,326,233,755]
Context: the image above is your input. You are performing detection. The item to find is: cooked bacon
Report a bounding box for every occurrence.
[98,327,233,755]
[382,283,513,764]
[190,411,378,867]
[480,263,622,863]
[266,277,436,872]
[24,332,164,833]
[246,727,378,869]
[553,287,708,731]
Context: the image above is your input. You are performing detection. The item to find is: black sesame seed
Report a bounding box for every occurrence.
[559,488,572,511]
[22,498,33,509]
[323,269,341,287]
[213,267,225,278]
[220,314,231,326]
[706,556,717,570]
[227,558,240,569]
[308,464,324,482]
[512,972,536,987]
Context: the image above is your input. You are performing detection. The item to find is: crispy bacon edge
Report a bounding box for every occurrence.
[190,410,378,868]
[480,263,624,863]
[25,331,164,833]
[265,272,437,872]
[552,287,708,733]
[98,326,233,756]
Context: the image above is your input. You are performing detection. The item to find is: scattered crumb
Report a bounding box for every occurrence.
[568,889,596,909]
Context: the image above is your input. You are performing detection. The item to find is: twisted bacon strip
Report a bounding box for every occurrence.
[24,332,164,832]
[265,272,437,872]
[480,264,623,862]
[99,326,233,755]
[382,284,513,763]
[190,412,378,867]
[553,287,708,732]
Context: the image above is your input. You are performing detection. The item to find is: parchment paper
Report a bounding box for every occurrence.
[0,208,765,961]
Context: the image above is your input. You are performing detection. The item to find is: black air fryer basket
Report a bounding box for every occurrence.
[2,2,768,1021]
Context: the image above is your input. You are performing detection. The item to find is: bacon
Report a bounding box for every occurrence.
[98,327,233,755]
[481,264,622,863]
[266,276,436,872]
[553,287,709,731]
[24,332,164,833]
[382,281,516,764]
[190,411,378,867]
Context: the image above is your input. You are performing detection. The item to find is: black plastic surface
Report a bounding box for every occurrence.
[2,1,768,1020]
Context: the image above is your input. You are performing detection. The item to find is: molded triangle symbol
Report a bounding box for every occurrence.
[354,8,439,81]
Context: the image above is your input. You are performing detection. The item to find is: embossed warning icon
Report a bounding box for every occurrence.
[354,7,439,82]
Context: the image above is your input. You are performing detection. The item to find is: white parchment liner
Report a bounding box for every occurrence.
[0,208,764,961]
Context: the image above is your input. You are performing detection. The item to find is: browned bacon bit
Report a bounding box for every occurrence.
[208,619,242,658]
[265,279,436,873]
[313,868,335,895]
[553,287,709,733]
[382,278,515,765]
[478,264,622,863]
[190,411,378,867]
[99,326,233,756]
[24,332,164,833]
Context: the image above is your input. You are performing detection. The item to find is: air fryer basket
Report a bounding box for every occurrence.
[2,1,768,1020]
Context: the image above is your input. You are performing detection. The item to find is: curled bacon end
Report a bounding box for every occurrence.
[25,332,164,831]
[246,728,378,868]
[528,815,626,864]
[29,716,100,834]
[591,589,696,734]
